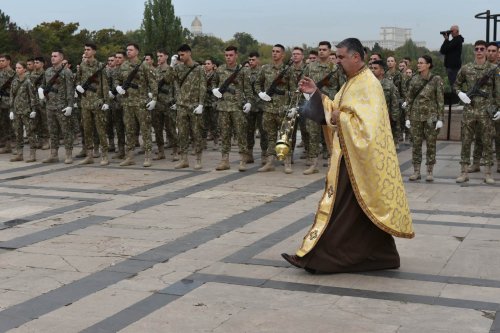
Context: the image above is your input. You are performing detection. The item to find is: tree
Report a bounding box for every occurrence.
[227,32,259,57]
[190,34,225,65]
[141,0,184,54]
[0,10,17,54]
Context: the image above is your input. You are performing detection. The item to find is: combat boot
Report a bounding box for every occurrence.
[261,153,267,166]
[143,151,152,167]
[92,147,100,158]
[78,150,94,165]
[456,165,469,183]
[112,144,125,159]
[238,154,247,172]
[75,148,87,158]
[284,156,293,174]
[25,149,36,163]
[484,166,495,185]
[41,139,50,150]
[409,164,421,181]
[0,142,12,154]
[153,145,165,160]
[247,148,254,164]
[100,151,109,166]
[64,148,73,164]
[42,148,59,163]
[171,147,180,161]
[194,153,202,170]
[426,164,434,182]
[215,154,230,171]
[467,161,480,173]
[119,151,136,166]
[9,152,23,162]
[303,157,319,175]
[174,154,189,169]
[258,155,275,172]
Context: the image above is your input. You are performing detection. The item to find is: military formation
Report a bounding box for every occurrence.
[0,38,498,183]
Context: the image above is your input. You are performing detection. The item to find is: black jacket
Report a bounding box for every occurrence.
[439,35,464,69]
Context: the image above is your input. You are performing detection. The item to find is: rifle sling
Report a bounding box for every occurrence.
[409,74,434,110]
[179,64,198,88]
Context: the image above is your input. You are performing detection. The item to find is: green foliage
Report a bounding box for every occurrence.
[226,32,259,58]
[189,34,225,65]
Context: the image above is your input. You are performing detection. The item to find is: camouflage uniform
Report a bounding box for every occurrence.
[385,69,404,143]
[290,63,307,156]
[29,69,49,147]
[10,75,38,151]
[0,67,15,150]
[245,65,267,159]
[154,64,178,155]
[109,66,126,157]
[76,59,110,155]
[214,63,250,156]
[173,62,206,156]
[454,61,499,169]
[116,59,157,156]
[203,70,219,145]
[406,73,444,166]
[42,64,75,152]
[380,77,400,146]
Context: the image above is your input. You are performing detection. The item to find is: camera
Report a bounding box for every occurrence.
[440,30,452,36]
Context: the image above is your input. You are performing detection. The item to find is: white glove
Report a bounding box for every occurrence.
[258,91,272,102]
[212,88,222,99]
[170,55,178,67]
[146,100,156,111]
[108,91,115,99]
[402,101,407,109]
[29,111,36,119]
[303,93,311,101]
[62,106,72,117]
[243,103,251,113]
[9,112,14,120]
[73,103,78,108]
[74,91,79,98]
[435,120,443,130]
[458,91,471,104]
[101,103,109,111]
[38,87,45,100]
[148,92,153,99]
[170,104,177,110]
[287,107,298,119]
[405,120,411,129]
[193,104,203,114]
[493,111,500,121]
[116,86,126,95]
[76,85,85,94]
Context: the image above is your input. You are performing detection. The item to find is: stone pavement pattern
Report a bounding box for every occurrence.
[0,136,499,332]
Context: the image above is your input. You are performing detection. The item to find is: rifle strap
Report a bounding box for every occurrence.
[179,64,198,88]
[409,74,434,109]
[219,65,241,90]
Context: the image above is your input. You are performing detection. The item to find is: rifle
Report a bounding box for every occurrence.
[80,62,107,94]
[0,73,16,97]
[43,63,67,96]
[122,57,146,91]
[466,64,499,100]
[218,61,249,95]
[316,66,339,91]
[265,59,293,97]
[33,72,44,88]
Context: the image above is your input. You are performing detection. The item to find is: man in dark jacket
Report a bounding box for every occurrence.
[439,25,464,87]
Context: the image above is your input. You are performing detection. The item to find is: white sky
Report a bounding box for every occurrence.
[2,0,499,50]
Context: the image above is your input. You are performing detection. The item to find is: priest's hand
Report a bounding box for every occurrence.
[298,77,317,94]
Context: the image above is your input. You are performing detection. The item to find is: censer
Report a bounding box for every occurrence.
[275,91,301,161]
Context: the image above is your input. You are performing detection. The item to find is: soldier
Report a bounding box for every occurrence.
[153,49,178,161]
[202,58,219,150]
[0,54,15,153]
[212,45,251,171]
[370,60,400,149]
[171,44,206,170]
[9,61,38,162]
[454,40,500,184]
[301,41,345,175]
[75,42,110,166]
[38,49,75,164]
[115,43,157,167]
[26,59,35,73]
[404,55,444,182]
[289,47,308,161]
[30,56,50,150]
[109,51,126,159]
[105,55,116,153]
[245,51,267,164]
[257,44,294,173]
[385,56,404,148]
[307,50,318,64]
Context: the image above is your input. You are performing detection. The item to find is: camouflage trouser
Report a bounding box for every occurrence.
[411,120,439,165]
[123,104,152,153]
[246,110,267,152]
[305,118,321,159]
[35,104,49,140]
[177,106,203,155]
[111,103,125,147]
[13,113,37,150]
[218,110,248,155]
[47,108,74,150]
[390,109,401,146]
[0,106,13,145]
[152,102,178,149]
[471,120,500,164]
[106,104,114,143]
[81,106,108,151]
[202,105,219,139]
[460,112,493,166]
[262,111,285,157]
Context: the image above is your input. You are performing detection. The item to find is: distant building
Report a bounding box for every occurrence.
[333,27,426,51]
[191,16,202,36]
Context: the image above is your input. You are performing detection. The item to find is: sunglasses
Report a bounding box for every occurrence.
[474,47,486,51]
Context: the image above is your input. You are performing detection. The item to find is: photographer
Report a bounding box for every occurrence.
[439,25,464,87]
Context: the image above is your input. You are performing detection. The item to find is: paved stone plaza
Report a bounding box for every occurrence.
[0,134,499,332]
